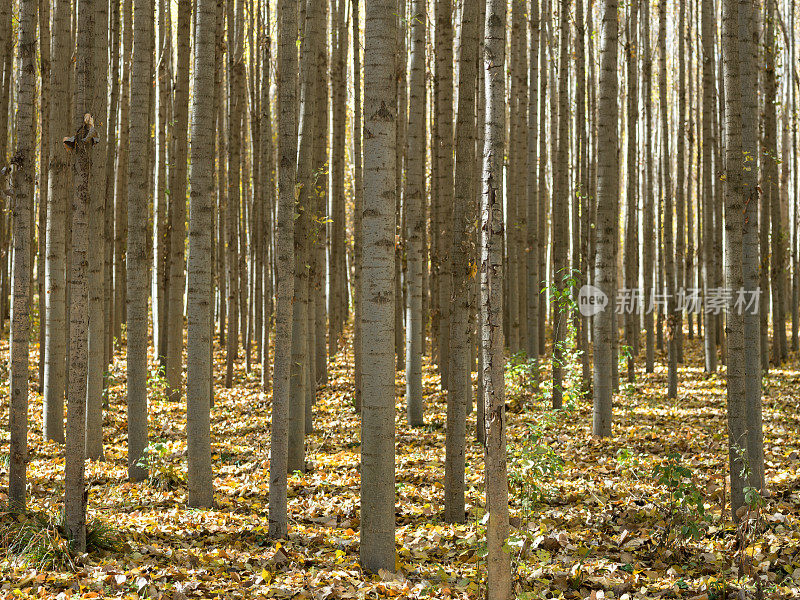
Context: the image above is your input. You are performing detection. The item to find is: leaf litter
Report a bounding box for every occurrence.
[0,330,799,599]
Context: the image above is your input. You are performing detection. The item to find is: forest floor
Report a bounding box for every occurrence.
[1,328,800,600]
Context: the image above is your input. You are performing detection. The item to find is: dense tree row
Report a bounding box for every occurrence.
[0,0,794,595]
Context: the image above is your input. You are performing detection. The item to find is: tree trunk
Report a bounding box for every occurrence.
[37,0,50,395]
[676,0,686,365]
[152,0,169,365]
[481,0,512,595]
[526,0,540,387]
[85,0,109,460]
[0,0,11,327]
[701,0,717,373]
[0,0,8,164]
[225,0,243,388]
[593,0,618,438]
[269,0,298,540]
[186,0,216,509]
[537,0,550,357]
[104,0,120,375]
[435,0,454,390]
[259,1,275,391]
[126,0,154,483]
[642,0,655,373]
[43,0,71,445]
[575,0,590,390]
[288,0,319,473]
[9,0,38,512]
[660,0,677,399]
[115,0,133,343]
[444,0,478,524]
[329,0,347,358]
[64,0,95,551]
[739,0,764,494]
[360,0,397,573]
[311,0,328,387]
[720,0,748,519]
[166,0,191,399]
[215,0,227,349]
[552,0,570,409]
[404,0,425,426]
[624,0,638,383]
[506,0,523,354]
[765,0,786,365]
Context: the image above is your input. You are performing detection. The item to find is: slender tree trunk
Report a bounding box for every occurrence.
[394,0,406,372]
[526,0,540,387]
[215,0,227,348]
[85,0,109,460]
[715,15,727,366]
[435,0,454,390]
[8,0,38,512]
[153,0,168,364]
[352,0,364,412]
[404,0,425,426]
[43,0,72,444]
[0,0,10,326]
[311,0,328,387]
[537,0,550,357]
[701,0,717,372]
[186,0,216,509]
[329,0,346,357]
[758,0,770,372]
[37,0,49,395]
[104,0,120,375]
[360,0,397,573]
[765,0,786,365]
[721,0,748,519]
[552,0,570,409]
[791,0,799,353]
[445,0,478,524]
[739,0,764,493]
[687,1,696,342]
[642,0,655,373]
[481,0,511,595]
[166,0,191,399]
[287,0,318,472]
[115,0,133,343]
[225,0,243,388]
[576,0,590,390]
[251,1,263,369]
[64,0,95,551]
[593,0,618,437]
[0,0,8,164]
[269,0,298,540]
[248,0,262,374]
[624,0,638,383]
[259,2,275,391]
[676,0,686,365]
[506,0,522,354]
[126,0,154,483]
[660,0,677,399]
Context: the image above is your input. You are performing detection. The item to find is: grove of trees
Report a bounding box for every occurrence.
[1,0,798,597]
